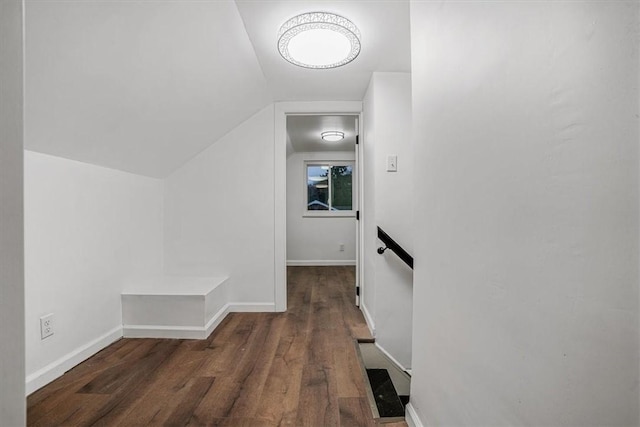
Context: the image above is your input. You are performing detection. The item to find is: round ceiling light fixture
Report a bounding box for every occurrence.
[321,131,345,142]
[277,12,361,69]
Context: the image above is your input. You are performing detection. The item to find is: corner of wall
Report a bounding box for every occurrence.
[163,103,277,305]
[0,0,25,422]
[26,326,122,395]
[405,402,426,427]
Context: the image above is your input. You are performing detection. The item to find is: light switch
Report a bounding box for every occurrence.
[386,155,398,172]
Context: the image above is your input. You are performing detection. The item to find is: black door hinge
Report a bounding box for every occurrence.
[356,210,360,221]
[356,135,359,145]
[356,286,360,296]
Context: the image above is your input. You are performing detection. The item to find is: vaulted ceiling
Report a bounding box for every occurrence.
[24,0,410,178]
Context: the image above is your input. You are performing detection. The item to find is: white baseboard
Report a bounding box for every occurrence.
[123,324,211,340]
[405,403,424,427]
[228,302,276,312]
[122,302,276,339]
[123,302,230,340]
[205,303,231,337]
[26,325,123,395]
[360,303,376,337]
[287,260,356,266]
[28,301,277,394]
[375,341,408,373]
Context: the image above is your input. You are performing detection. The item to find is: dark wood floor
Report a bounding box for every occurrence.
[27,266,407,426]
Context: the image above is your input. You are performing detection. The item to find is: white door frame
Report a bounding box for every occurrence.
[274,101,363,312]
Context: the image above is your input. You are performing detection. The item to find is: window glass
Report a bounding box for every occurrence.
[307,165,329,210]
[331,165,353,211]
[306,163,353,213]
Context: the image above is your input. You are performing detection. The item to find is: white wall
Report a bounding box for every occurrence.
[287,151,356,264]
[362,72,413,369]
[24,151,164,391]
[0,0,25,422]
[164,105,275,305]
[410,2,639,426]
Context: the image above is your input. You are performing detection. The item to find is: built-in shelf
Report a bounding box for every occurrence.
[122,276,229,340]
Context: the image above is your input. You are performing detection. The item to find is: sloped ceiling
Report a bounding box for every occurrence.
[24,0,410,177]
[24,0,271,178]
[235,0,411,101]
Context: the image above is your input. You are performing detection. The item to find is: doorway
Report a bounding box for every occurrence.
[274,103,363,312]
[284,114,360,304]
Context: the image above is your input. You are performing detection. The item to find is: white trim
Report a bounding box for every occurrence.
[304,160,356,215]
[355,114,362,307]
[274,104,287,313]
[302,211,355,218]
[122,302,276,339]
[26,301,276,394]
[228,302,276,312]
[287,260,356,266]
[204,303,231,336]
[123,301,233,340]
[360,302,376,337]
[275,101,363,313]
[405,403,425,427]
[375,341,408,372]
[123,324,211,340]
[26,325,122,395]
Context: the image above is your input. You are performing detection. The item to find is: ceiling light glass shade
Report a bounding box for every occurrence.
[278,12,361,69]
[321,131,345,142]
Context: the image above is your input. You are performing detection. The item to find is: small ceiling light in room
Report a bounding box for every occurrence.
[277,12,361,69]
[321,131,345,142]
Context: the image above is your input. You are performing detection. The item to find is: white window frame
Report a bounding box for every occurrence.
[303,160,355,218]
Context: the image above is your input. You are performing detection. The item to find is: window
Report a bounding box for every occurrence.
[305,161,354,216]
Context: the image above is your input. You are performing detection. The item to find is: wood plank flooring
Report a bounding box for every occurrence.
[27,266,408,427]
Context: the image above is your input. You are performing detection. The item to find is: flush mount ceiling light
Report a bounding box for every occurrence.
[277,12,361,69]
[321,131,345,142]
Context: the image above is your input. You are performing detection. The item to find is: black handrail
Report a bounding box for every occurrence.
[377,226,414,269]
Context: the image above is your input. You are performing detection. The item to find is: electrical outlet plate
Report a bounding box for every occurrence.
[40,313,54,339]
[386,155,398,172]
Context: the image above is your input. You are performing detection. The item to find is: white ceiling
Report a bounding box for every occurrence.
[287,115,357,153]
[235,0,411,101]
[24,0,410,177]
[24,0,271,178]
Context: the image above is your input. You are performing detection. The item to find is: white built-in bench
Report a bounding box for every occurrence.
[122,276,229,339]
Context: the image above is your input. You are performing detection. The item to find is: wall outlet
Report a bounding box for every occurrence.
[339,243,345,252]
[40,313,54,339]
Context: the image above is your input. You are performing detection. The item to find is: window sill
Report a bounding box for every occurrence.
[303,211,355,218]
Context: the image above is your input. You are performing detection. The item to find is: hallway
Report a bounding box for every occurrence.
[27,267,405,426]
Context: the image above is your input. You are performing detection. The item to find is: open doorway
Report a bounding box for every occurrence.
[285,114,360,305]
